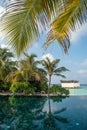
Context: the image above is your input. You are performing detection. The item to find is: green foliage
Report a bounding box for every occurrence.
[41,83,48,93]
[24,86,36,94]
[50,85,69,96]
[10,82,36,94]
[3,82,11,91]
[0,81,11,92]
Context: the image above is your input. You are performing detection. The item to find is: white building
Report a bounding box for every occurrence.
[60,80,80,88]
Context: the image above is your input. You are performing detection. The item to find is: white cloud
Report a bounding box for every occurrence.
[0,43,11,49]
[42,53,54,62]
[71,22,87,43]
[0,44,7,48]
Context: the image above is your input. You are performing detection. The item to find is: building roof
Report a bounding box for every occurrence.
[60,80,79,83]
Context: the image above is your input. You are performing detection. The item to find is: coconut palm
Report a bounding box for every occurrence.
[0,0,87,55]
[6,53,38,82]
[41,57,68,96]
[20,53,48,92]
[20,53,38,82]
[6,53,47,92]
[20,53,46,82]
[0,48,13,60]
[0,47,16,82]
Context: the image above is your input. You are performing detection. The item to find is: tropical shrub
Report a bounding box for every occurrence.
[50,85,69,96]
[10,82,36,94]
[3,82,11,91]
[0,81,11,92]
[41,83,48,93]
[24,87,36,94]
[29,80,48,93]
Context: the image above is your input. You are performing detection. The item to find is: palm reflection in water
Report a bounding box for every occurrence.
[33,96,69,130]
[0,96,69,130]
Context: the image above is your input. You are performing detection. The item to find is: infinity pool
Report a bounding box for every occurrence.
[0,96,87,130]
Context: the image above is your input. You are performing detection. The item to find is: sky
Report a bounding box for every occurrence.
[0,2,87,84]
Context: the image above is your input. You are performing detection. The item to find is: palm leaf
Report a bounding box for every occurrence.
[54,67,69,73]
[0,0,65,56]
[45,0,87,53]
[1,1,42,56]
[5,70,24,82]
[54,73,66,78]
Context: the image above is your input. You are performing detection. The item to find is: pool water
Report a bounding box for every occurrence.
[0,96,87,130]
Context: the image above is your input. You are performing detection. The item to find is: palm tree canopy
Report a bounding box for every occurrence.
[0,48,13,61]
[41,57,69,77]
[0,47,17,81]
[0,0,87,55]
[20,53,38,71]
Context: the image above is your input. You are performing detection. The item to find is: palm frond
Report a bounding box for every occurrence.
[0,0,67,55]
[41,58,50,70]
[5,70,24,82]
[37,68,47,75]
[55,74,66,78]
[45,0,87,53]
[54,67,69,73]
[51,59,60,69]
[1,1,42,56]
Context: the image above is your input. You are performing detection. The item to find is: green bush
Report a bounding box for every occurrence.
[10,82,36,94]
[0,81,11,92]
[4,82,11,91]
[41,83,48,93]
[50,85,69,96]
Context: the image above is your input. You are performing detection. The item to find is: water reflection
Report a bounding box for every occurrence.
[34,97,69,130]
[0,96,69,130]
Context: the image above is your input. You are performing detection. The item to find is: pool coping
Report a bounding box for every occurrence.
[0,92,87,97]
[0,92,59,97]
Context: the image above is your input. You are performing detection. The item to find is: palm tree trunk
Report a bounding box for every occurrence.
[48,75,51,97]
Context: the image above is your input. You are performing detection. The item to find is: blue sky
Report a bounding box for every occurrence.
[25,22,87,84]
[0,4,87,84]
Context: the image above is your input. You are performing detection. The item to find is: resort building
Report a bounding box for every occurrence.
[60,80,80,88]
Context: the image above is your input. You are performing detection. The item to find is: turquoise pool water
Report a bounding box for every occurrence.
[0,96,87,130]
[69,84,87,95]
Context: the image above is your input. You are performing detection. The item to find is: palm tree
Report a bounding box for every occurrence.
[6,53,47,91]
[0,0,87,55]
[20,53,44,82]
[6,53,38,82]
[41,57,68,96]
[0,47,16,82]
